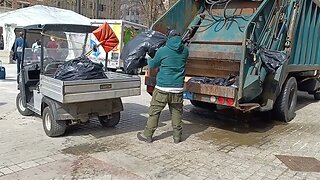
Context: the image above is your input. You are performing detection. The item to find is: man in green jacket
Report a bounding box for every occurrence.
[137,31,189,143]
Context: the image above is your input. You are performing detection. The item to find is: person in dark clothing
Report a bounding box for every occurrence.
[0,35,4,50]
[14,32,26,74]
[137,30,189,144]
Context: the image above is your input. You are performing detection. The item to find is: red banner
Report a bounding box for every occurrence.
[93,22,119,53]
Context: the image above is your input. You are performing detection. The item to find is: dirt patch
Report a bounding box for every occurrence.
[62,141,127,156]
[70,155,143,180]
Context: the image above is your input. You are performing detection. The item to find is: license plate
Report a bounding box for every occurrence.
[183,91,193,100]
[100,84,112,89]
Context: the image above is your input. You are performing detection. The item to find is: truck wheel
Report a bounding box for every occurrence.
[190,100,217,110]
[42,106,66,137]
[99,112,121,127]
[274,77,298,122]
[314,92,320,100]
[16,93,33,116]
[107,68,117,72]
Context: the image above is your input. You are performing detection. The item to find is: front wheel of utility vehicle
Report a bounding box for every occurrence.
[16,93,33,116]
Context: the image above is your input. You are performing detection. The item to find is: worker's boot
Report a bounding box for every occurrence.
[137,132,153,143]
[174,138,181,144]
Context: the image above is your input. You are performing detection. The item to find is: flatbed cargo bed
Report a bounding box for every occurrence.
[40,72,141,104]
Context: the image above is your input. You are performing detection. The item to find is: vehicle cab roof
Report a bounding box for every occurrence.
[23,24,98,33]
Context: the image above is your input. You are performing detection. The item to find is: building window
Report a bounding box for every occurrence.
[89,2,93,9]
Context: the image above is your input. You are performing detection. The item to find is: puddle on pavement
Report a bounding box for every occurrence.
[198,120,291,146]
[187,106,294,146]
[200,130,264,146]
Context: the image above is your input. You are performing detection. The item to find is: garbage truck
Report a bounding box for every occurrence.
[145,0,320,122]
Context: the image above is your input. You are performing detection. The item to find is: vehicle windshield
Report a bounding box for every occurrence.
[23,30,91,66]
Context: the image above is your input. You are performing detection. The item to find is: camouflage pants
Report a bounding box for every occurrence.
[143,88,183,140]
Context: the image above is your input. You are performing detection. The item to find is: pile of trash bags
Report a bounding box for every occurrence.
[54,56,107,81]
[121,30,167,73]
[188,75,239,88]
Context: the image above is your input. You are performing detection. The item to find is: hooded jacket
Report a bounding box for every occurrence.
[147,36,189,88]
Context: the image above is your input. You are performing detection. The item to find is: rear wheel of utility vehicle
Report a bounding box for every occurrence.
[99,112,121,127]
[274,77,298,122]
[16,93,33,116]
[314,92,320,100]
[42,106,67,137]
[190,100,217,110]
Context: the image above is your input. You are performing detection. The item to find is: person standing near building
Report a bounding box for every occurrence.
[46,36,58,59]
[0,35,4,50]
[14,32,26,73]
[137,30,189,144]
[32,39,41,60]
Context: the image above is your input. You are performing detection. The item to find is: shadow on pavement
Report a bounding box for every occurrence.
[64,92,318,142]
[65,103,167,138]
[65,103,209,142]
[296,91,318,111]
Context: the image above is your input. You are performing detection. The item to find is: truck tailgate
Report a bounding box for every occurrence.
[40,72,140,103]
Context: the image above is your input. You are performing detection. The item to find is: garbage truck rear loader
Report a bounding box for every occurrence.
[145,0,320,122]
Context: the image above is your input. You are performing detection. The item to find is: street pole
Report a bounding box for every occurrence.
[76,0,81,14]
[95,0,99,18]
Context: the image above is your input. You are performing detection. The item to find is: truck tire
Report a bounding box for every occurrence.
[42,106,67,137]
[274,77,298,122]
[190,100,217,110]
[107,68,117,72]
[314,92,320,100]
[99,112,121,127]
[16,93,33,116]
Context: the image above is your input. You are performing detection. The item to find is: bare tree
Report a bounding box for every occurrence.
[120,0,177,26]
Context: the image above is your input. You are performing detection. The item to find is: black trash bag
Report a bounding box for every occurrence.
[188,74,239,87]
[188,77,211,84]
[260,48,287,74]
[54,56,107,81]
[121,30,167,73]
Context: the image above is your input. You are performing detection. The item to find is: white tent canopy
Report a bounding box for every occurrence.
[0,5,92,51]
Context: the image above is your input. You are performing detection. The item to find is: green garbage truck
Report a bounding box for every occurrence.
[145,0,320,122]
